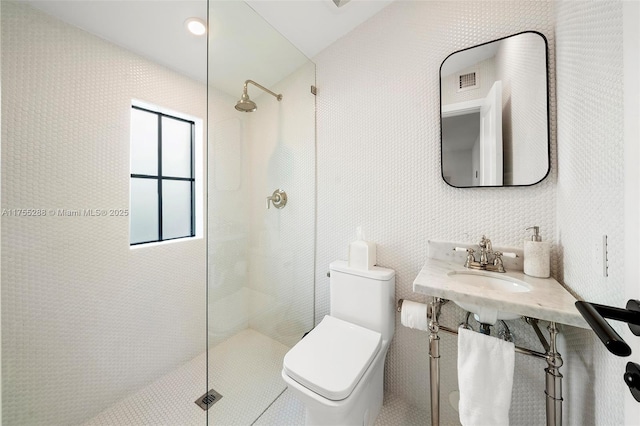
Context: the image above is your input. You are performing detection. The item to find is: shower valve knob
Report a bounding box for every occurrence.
[266,189,287,210]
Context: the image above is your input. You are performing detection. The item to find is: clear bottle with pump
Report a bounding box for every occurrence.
[524,226,550,278]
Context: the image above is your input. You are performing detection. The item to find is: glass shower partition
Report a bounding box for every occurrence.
[206,2,316,424]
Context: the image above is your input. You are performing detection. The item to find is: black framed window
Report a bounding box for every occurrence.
[129,105,195,245]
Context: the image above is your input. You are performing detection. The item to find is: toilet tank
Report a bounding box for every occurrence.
[329,260,395,342]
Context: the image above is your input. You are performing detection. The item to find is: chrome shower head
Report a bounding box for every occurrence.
[234,80,282,113]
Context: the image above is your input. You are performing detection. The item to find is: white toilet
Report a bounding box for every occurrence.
[282,260,395,426]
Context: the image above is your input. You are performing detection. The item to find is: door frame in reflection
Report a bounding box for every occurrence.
[442,80,503,187]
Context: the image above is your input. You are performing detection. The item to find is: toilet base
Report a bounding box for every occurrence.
[306,365,382,426]
[283,342,387,426]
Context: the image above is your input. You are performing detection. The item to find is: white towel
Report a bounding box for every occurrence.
[457,327,515,426]
[400,300,428,330]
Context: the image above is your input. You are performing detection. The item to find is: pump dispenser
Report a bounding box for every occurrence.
[524,226,550,278]
[348,227,376,270]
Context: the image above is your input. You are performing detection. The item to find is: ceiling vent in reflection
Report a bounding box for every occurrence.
[457,71,479,92]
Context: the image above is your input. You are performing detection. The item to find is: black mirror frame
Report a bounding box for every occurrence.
[439,30,551,188]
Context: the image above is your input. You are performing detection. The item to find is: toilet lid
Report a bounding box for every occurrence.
[283,315,382,401]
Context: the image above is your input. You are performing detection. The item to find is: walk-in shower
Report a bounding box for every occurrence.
[2,0,315,424]
[235,79,283,112]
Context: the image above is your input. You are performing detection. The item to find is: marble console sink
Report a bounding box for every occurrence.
[447,270,531,293]
[447,270,531,323]
[413,245,590,329]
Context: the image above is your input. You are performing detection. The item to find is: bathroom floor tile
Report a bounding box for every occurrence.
[253,388,431,426]
[84,329,289,425]
[84,328,429,426]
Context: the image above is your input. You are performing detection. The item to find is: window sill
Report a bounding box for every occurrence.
[130,235,203,250]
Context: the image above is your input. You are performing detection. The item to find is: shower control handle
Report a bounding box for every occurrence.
[266,189,287,210]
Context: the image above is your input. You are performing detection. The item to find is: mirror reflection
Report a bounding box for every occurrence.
[440,31,550,187]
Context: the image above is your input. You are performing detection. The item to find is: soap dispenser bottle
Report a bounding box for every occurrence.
[524,226,550,278]
[348,226,376,270]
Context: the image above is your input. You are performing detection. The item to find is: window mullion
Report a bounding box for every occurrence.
[190,122,195,236]
[157,113,163,242]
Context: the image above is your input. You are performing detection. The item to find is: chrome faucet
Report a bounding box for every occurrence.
[455,235,507,273]
[478,235,492,266]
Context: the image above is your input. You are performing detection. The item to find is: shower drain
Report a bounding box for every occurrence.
[195,388,223,411]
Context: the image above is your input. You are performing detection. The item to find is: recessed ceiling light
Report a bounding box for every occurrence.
[185,17,206,36]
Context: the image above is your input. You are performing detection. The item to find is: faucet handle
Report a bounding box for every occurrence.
[452,247,476,268]
[464,248,475,268]
[492,251,506,273]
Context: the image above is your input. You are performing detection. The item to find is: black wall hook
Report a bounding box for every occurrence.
[626,362,640,402]
[575,299,640,357]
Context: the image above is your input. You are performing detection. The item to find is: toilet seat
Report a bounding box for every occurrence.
[283,315,382,401]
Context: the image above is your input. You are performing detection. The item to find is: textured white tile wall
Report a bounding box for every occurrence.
[2,3,207,424]
[555,1,626,425]
[314,1,556,424]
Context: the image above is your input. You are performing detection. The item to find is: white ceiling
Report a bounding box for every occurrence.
[23,0,394,96]
[23,1,208,83]
[245,0,394,58]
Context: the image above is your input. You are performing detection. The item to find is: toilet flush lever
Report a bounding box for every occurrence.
[266,189,287,209]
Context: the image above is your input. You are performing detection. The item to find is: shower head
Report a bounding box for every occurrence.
[235,91,257,112]
[234,80,282,113]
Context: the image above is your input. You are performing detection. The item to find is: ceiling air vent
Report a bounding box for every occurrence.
[457,71,479,92]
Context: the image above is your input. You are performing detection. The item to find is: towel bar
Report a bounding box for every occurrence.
[396,299,548,358]
[575,299,640,357]
[398,297,564,426]
[575,299,640,403]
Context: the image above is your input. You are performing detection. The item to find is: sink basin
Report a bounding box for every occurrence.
[447,271,531,292]
[447,271,531,324]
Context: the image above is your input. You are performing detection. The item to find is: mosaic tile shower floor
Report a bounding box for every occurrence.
[84,327,429,425]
